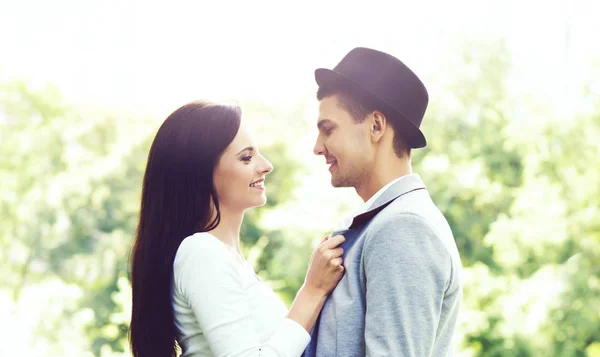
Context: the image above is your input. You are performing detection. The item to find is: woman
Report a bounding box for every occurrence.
[129,100,345,357]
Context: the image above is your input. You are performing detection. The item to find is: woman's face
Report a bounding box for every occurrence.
[213,124,273,212]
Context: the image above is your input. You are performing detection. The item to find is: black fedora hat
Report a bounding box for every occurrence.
[315,47,428,148]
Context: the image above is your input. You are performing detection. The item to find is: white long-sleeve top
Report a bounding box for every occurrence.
[172,232,310,357]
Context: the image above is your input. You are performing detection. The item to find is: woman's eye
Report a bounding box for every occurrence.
[241,155,253,162]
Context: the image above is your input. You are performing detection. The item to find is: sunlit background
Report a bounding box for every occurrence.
[1,0,599,356]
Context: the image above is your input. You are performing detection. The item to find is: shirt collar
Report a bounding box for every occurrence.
[336,173,424,230]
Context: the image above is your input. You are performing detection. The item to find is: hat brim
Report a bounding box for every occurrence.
[315,68,426,149]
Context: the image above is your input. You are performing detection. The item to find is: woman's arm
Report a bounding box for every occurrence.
[174,234,344,357]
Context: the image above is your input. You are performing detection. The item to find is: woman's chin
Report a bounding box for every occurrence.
[246,197,267,209]
[256,197,268,207]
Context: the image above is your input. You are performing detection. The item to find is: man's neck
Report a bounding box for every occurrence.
[357,157,412,202]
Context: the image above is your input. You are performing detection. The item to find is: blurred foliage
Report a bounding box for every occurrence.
[0,39,599,356]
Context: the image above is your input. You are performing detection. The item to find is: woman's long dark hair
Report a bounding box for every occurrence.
[129,101,241,357]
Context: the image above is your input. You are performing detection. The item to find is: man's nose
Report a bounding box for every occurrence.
[313,138,326,156]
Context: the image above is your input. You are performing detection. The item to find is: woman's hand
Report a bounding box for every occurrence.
[303,235,346,297]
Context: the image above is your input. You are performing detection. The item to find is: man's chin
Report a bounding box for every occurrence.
[330,175,338,187]
[330,176,351,188]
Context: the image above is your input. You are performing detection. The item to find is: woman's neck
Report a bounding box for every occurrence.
[208,205,244,255]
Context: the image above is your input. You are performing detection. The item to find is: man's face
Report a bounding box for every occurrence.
[313,95,373,188]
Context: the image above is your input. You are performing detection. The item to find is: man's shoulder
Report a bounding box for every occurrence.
[362,192,462,274]
[362,192,455,249]
[367,191,442,230]
[364,209,435,242]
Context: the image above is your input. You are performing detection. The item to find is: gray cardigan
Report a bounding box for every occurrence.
[303,174,463,357]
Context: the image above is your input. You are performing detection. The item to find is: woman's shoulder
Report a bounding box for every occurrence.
[174,232,231,271]
[173,233,242,300]
[179,232,225,252]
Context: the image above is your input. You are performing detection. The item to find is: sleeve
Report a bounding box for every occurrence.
[174,237,310,357]
[362,213,451,357]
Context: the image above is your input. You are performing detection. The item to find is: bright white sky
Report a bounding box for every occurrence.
[1,0,599,116]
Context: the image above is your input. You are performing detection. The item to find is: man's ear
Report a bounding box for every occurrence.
[370,111,387,143]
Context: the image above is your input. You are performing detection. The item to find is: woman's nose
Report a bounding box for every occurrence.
[259,156,273,174]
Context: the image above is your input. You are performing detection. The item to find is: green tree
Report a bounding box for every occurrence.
[412,39,600,356]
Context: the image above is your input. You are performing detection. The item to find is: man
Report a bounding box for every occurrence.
[304,47,463,357]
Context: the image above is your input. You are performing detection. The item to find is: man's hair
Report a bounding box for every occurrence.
[317,83,411,158]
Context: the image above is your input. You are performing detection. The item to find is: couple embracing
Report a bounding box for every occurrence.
[129,47,463,357]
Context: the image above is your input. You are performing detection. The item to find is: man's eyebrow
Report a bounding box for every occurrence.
[317,119,333,129]
[236,146,255,155]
